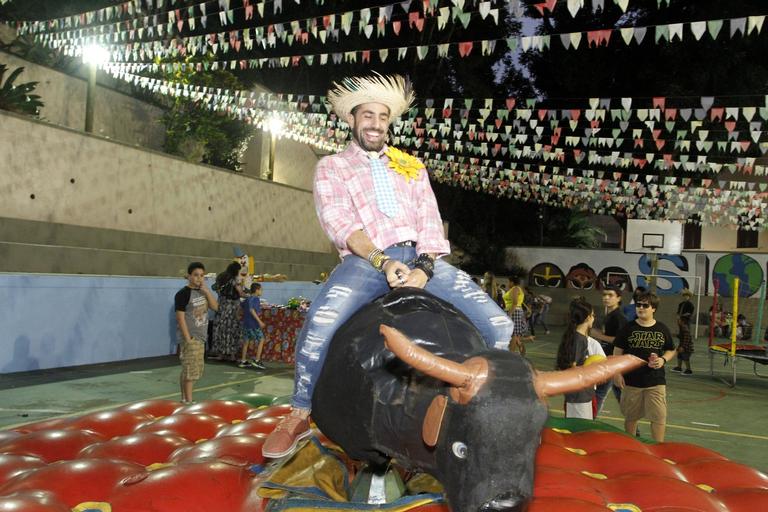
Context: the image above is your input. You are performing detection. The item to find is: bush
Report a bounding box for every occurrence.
[155,58,252,171]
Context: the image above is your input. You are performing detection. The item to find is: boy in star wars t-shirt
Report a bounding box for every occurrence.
[613,291,676,442]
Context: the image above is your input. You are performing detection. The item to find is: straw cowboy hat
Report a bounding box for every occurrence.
[327,73,415,121]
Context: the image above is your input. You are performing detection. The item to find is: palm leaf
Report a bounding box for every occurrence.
[0,65,44,116]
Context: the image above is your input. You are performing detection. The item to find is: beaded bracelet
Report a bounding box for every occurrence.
[413,253,435,280]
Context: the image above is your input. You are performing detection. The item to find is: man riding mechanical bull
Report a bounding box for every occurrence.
[262,74,643,511]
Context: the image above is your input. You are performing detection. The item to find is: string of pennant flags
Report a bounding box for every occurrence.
[105,66,768,181]
[19,2,501,45]
[530,0,672,18]
[106,66,768,127]
[408,150,768,193]
[13,0,672,38]
[15,0,504,37]
[424,159,765,230]
[5,0,767,229]
[103,67,758,229]
[104,66,768,122]
[418,152,766,200]
[25,11,767,66]
[104,66,768,177]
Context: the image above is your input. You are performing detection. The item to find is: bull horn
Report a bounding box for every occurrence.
[380,325,488,404]
[533,355,645,399]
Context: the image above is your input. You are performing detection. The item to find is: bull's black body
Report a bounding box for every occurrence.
[312,288,549,511]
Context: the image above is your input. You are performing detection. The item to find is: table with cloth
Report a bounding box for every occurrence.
[245,305,306,364]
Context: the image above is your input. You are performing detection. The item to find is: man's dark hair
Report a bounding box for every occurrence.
[602,285,623,301]
[250,282,262,293]
[633,286,648,301]
[635,291,659,310]
[187,262,205,274]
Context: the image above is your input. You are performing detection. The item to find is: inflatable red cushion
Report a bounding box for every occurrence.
[78,432,191,466]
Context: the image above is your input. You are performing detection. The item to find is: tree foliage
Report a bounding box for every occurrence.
[154,58,253,170]
[0,64,43,116]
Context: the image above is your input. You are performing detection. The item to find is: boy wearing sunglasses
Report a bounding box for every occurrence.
[612,291,676,442]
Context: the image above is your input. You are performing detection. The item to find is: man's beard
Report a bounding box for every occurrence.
[352,127,386,152]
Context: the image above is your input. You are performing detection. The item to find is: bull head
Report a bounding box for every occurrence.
[380,324,644,512]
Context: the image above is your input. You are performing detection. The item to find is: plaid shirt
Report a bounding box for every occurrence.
[314,141,451,258]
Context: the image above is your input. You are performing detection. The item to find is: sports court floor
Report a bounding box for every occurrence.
[1,329,766,474]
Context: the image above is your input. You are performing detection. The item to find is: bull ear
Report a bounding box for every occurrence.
[380,324,488,404]
[423,395,448,447]
[533,355,645,399]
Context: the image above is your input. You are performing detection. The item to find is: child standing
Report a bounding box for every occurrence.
[175,262,218,404]
[556,297,606,419]
[504,276,532,354]
[239,283,267,370]
[671,318,694,375]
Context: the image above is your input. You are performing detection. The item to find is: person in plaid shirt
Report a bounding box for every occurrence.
[262,74,514,459]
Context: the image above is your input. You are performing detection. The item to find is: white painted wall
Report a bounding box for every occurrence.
[700,226,740,252]
[509,246,768,298]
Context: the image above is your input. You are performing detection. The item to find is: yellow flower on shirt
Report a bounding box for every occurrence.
[385,146,424,183]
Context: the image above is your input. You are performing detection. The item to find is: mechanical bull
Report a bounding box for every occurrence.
[311,288,643,512]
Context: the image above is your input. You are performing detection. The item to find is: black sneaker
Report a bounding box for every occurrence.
[683,369,693,375]
[237,360,248,368]
[249,359,266,370]
[671,366,682,372]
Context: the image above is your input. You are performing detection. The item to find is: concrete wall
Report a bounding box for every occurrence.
[0,51,166,150]
[0,110,336,277]
[0,216,339,279]
[239,112,319,192]
[0,274,322,374]
[0,48,320,192]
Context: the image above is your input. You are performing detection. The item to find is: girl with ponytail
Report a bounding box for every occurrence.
[556,297,606,419]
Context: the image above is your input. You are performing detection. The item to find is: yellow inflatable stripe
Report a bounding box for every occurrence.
[565,447,587,455]
[146,462,174,471]
[275,498,437,511]
[580,470,607,480]
[697,483,716,493]
[550,427,572,434]
[72,503,112,512]
[607,503,642,512]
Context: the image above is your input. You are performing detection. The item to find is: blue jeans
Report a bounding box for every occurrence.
[595,380,622,415]
[291,245,514,409]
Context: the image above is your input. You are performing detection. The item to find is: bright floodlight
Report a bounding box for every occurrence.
[82,44,109,65]
[268,115,284,135]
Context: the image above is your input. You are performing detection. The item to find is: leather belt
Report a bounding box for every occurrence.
[390,240,416,248]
